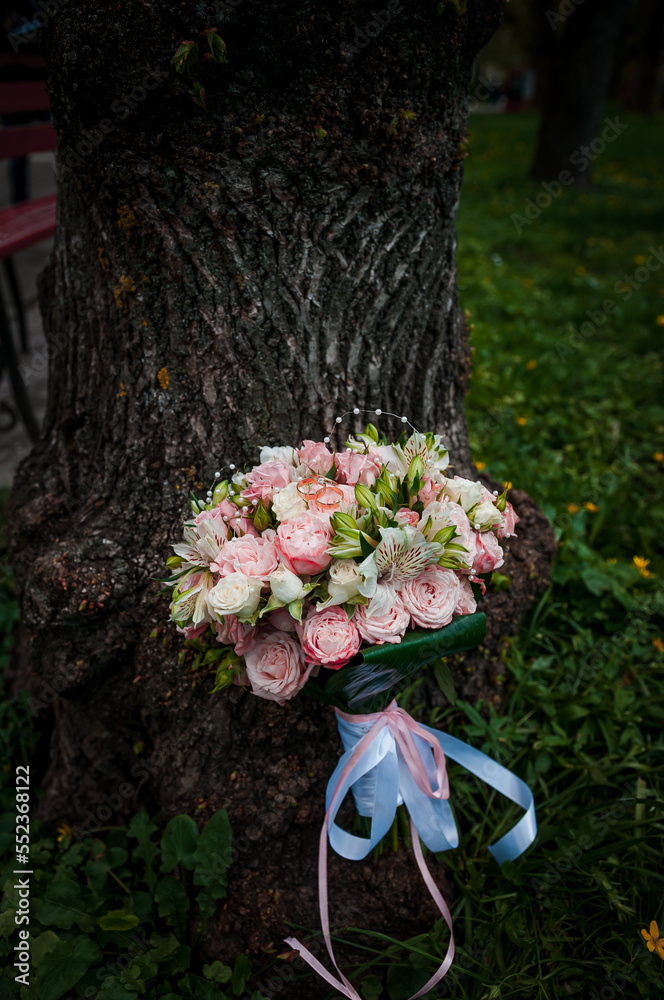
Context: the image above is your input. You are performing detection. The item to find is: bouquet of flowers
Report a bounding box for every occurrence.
[165,413,534,999]
[166,419,517,711]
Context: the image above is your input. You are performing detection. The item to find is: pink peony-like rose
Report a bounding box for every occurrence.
[215,615,257,655]
[454,575,477,616]
[472,532,505,575]
[269,606,298,633]
[298,439,334,476]
[400,566,460,629]
[497,501,519,539]
[211,499,258,538]
[354,594,410,645]
[395,508,420,528]
[213,530,279,579]
[335,450,382,486]
[243,460,293,501]
[298,607,361,668]
[244,629,314,703]
[276,512,333,575]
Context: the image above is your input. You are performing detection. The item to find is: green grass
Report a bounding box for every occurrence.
[2,110,664,999]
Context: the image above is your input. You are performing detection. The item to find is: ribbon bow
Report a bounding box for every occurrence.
[285,702,536,1000]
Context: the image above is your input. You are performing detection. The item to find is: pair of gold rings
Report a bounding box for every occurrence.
[296,476,344,511]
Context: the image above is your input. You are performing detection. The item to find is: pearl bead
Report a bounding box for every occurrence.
[215,471,220,477]
[335,417,342,424]
[375,408,382,415]
[401,416,408,423]
[323,436,330,443]
[353,407,360,414]
[493,490,498,496]
[229,463,236,470]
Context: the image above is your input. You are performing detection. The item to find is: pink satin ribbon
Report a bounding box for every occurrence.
[284,703,455,1000]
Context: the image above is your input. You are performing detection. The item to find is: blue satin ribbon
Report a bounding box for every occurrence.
[330,709,537,865]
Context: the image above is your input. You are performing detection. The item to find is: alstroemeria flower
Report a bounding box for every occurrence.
[357,524,442,599]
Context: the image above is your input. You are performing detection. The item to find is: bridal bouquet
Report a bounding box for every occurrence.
[165,417,534,999]
[165,422,517,711]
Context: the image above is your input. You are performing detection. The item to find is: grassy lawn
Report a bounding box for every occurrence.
[1,110,664,999]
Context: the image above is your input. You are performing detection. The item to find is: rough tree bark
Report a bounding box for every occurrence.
[530,0,630,187]
[6,1,554,991]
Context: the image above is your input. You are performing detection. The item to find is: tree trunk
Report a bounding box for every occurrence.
[6,0,555,988]
[530,0,629,187]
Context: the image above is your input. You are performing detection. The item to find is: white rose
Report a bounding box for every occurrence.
[317,558,363,609]
[259,445,298,466]
[468,499,504,532]
[269,564,307,604]
[207,574,262,621]
[440,476,484,511]
[271,482,308,522]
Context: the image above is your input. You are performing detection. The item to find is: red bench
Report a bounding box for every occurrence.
[0,75,56,442]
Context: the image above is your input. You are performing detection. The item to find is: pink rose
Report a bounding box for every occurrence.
[176,621,210,640]
[276,512,332,575]
[454,576,477,616]
[298,607,361,668]
[213,530,279,579]
[472,532,504,575]
[244,460,293,501]
[215,615,257,655]
[400,566,460,629]
[354,595,410,645]
[244,629,314,703]
[269,607,298,633]
[395,508,419,527]
[298,439,334,476]
[213,499,258,538]
[497,501,519,539]
[335,450,381,486]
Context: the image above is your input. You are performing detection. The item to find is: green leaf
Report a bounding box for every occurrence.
[32,930,60,967]
[194,809,233,923]
[155,876,190,941]
[37,872,101,932]
[232,953,253,996]
[361,974,384,1000]
[33,936,101,1000]
[361,613,485,672]
[325,613,485,709]
[433,659,458,704]
[206,28,228,64]
[97,909,140,931]
[203,960,232,983]
[161,814,199,872]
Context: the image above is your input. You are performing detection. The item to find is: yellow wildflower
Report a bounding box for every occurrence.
[641,921,664,960]
[584,502,599,513]
[633,556,654,579]
[656,316,664,327]
[567,503,579,513]
[653,638,664,653]
[56,822,72,845]
[475,461,486,471]
[634,255,646,265]
[516,417,527,426]
[526,359,537,370]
